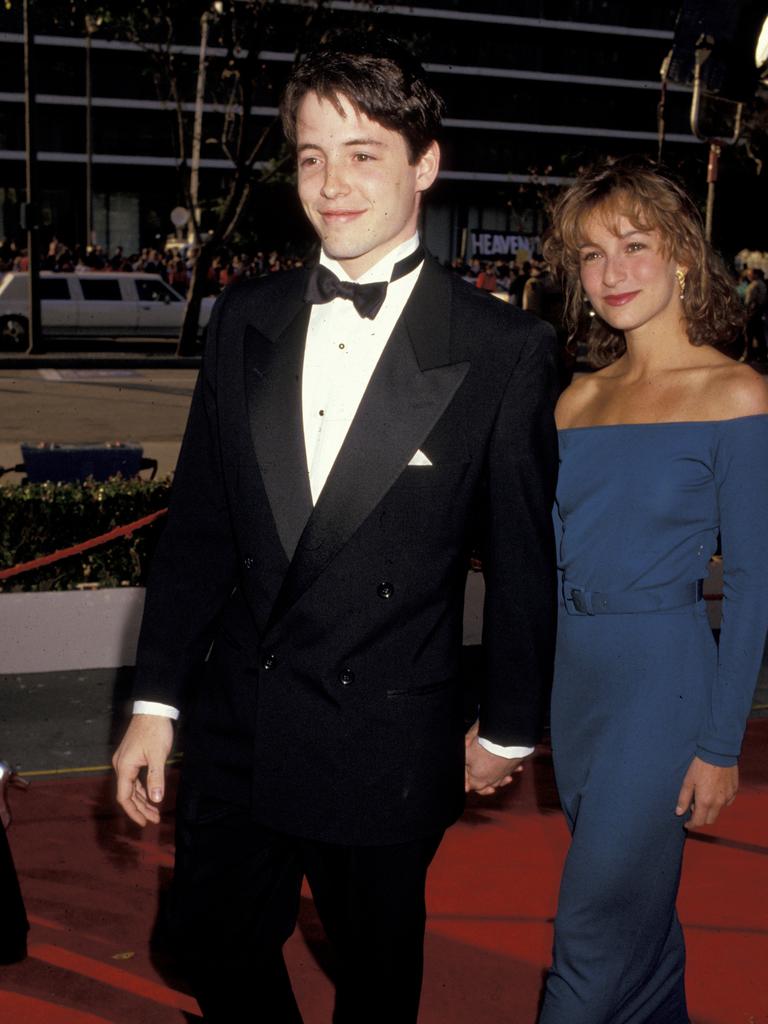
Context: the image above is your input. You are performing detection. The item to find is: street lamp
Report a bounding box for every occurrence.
[661,0,768,241]
[84,14,102,252]
[756,16,768,76]
[22,0,41,354]
[189,2,225,245]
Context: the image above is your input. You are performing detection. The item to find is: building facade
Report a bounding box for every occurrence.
[0,0,763,264]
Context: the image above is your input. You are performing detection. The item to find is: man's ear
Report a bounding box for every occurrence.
[415,140,440,194]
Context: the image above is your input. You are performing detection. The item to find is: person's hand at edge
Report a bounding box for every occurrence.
[675,756,738,828]
[465,719,525,795]
[113,714,174,826]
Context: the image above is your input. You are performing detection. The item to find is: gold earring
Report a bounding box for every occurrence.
[675,268,686,299]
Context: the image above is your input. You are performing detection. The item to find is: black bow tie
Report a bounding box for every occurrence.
[304,246,425,320]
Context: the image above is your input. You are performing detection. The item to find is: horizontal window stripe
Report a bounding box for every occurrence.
[444,116,694,143]
[278,2,673,38]
[0,93,693,144]
[0,90,278,116]
[424,63,688,93]
[439,170,576,184]
[0,150,675,183]
[0,7,673,57]
[0,149,265,168]
[0,39,682,95]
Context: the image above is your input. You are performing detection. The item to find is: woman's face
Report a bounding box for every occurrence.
[576,210,682,336]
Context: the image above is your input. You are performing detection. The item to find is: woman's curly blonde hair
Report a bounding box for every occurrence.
[542,156,744,367]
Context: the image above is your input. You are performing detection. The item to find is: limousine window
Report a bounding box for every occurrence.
[40,279,71,300]
[136,279,182,303]
[81,279,122,301]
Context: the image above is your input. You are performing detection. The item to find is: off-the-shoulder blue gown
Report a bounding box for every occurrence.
[539,416,768,1024]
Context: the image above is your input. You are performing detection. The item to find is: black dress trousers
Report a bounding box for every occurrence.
[168,788,443,1024]
[0,826,28,964]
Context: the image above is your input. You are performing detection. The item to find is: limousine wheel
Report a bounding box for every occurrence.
[0,315,28,352]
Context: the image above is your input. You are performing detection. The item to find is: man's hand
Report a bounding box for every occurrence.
[464,720,525,795]
[675,756,738,828]
[112,714,174,826]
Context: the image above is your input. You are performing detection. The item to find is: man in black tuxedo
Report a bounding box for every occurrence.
[113,33,558,1023]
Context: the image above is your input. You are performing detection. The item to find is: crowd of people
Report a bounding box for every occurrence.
[457,251,768,365]
[453,253,565,321]
[0,234,764,363]
[0,237,308,295]
[741,265,768,362]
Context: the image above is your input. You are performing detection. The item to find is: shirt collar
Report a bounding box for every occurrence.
[319,234,421,285]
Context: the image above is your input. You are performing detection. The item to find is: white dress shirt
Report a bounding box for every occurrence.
[302,235,423,503]
[134,235,532,760]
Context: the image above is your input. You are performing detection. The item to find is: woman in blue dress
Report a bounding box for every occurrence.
[537,157,768,1024]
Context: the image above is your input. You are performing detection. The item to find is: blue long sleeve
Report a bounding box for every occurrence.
[696,415,768,765]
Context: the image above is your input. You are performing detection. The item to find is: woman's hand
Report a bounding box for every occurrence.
[675,756,738,828]
[464,720,524,794]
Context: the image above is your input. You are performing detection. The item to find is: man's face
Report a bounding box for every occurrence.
[295,91,439,279]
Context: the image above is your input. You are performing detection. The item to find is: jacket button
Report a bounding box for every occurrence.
[243,556,255,570]
[261,652,277,670]
[377,581,394,599]
[339,667,355,686]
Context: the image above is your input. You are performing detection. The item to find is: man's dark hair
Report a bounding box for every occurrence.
[280,32,445,163]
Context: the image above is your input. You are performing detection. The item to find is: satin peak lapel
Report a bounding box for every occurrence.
[271,261,468,623]
[244,304,313,563]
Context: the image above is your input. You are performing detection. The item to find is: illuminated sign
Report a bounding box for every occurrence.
[469,231,540,258]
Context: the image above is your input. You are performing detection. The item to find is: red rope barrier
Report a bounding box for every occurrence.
[0,508,168,581]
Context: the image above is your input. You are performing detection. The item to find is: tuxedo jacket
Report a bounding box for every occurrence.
[133,256,559,845]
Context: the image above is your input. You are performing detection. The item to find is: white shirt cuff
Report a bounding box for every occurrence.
[133,700,180,720]
[478,737,535,759]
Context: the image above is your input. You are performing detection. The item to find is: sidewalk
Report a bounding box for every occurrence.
[0,366,196,484]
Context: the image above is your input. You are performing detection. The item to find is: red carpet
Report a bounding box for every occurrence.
[1,721,766,1023]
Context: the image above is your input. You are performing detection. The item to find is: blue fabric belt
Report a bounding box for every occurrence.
[563,579,704,616]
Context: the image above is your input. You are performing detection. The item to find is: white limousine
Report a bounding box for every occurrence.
[0,271,215,350]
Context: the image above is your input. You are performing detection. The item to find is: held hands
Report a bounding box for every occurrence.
[675,756,738,828]
[112,714,174,827]
[464,720,525,795]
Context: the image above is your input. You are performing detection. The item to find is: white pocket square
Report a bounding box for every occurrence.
[408,449,432,466]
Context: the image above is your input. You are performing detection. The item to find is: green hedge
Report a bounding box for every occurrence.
[0,477,172,592]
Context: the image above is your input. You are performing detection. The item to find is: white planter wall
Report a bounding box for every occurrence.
[0,566,721,678]
[0,577,486,677]
[1,588,145,675]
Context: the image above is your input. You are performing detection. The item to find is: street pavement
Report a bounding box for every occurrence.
[0,667,136,777]
[0,364,196,483]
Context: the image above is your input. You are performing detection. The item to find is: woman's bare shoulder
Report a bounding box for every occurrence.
[703,359,768,419]
[555,371,608,427]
